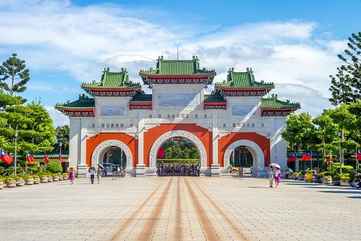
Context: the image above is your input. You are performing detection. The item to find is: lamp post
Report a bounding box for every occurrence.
[339,129,344,175]
[13,126,18,176]
[58,140,63,162]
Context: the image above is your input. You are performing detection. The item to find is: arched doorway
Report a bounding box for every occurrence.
[91,139,133,175]
[100,146,127,176]
[223,139,265,176]
[148,130,208,175]
[156,136,200,176]
[230,146,254,176]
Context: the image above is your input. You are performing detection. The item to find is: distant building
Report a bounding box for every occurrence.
[56,56,299,176]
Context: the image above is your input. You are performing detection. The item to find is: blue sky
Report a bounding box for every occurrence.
[0,0,360,126]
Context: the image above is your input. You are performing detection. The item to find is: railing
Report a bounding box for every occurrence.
[157,159,200,164]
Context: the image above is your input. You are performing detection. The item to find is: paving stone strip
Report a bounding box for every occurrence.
[110,180,166,241]
[184,177,220,241]
[191,178,249,241]
[137,178,173,241]
[174,177,182,241]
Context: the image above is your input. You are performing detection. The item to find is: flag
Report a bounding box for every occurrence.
[0,149,5,160]
[2,154,13,165]
[356,151,361,161]
[43,154,49,164]
[301,152,312,161]
[157,147,165,159]
[26,154,35,165]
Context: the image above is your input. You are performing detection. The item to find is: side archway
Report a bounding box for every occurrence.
[149,130,208,170]
[223,139,265,175]
[91,139,133,170]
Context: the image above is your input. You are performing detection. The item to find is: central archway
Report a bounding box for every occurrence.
[91,139,133,172]
[223,139,265,176]
[149,130,208,172]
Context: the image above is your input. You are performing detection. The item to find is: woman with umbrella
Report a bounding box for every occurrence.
[270,163,281,188]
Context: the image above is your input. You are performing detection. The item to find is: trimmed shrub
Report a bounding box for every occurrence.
[47,160,62,173]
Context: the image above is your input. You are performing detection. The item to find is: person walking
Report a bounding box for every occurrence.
[96,166,101,184]
[274,167,281,188]
[68,167,75,185]
[89,167,96,184]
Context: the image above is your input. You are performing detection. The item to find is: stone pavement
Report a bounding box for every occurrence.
[0,177,360,241]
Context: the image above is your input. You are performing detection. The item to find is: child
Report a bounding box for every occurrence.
[68,167,75,184]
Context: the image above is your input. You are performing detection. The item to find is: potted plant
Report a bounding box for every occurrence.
[52,174,59,182]
[63,173,69,180]
[5,177,16,188]
[304,170,313,183]
[323,175,333,185]
[340,173,350,186]
[39,173,49,183]
[0,177,4,190]
[25,175,34,185]
[33,175,40,184]
[16,176,25,186]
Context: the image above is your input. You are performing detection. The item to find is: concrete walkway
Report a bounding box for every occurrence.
[0,177,360,241]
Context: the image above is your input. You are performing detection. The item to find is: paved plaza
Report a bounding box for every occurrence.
[0,177,360,241]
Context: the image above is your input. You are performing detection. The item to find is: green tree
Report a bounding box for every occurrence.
[0,102,56,156]
[0,53,30,96]
[329,32,361,105]
[282,112,318,151]
[54,125,69,154]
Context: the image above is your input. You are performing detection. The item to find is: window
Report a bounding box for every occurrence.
[251,123,255,128]
[246,123,250,127]
[186,114,189,118]
[204,114,207,118]
[130,123,133,127]
[120,123,124,128]
[172,114,175,118]
[91,123,95,128]
[167,114,171,118]
[223,123,226,128]
[106,123,110,128]
[111,123,114,128]
[115,123,119,128]
[158,114,161,118]
[101,123,105,128]
[195,114,198,118]
[233,123,236,127]
[149,114,152,118]
[261,123,264,127]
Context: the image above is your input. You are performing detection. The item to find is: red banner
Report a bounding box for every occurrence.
[157,147,165,159]
[2,154,13,165]
[357,152,361,161]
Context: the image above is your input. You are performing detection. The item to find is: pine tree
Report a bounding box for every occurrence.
[329,32,361,105]
[0,53,30,95]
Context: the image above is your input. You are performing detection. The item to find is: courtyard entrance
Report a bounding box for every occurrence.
[230,146,254,176]
[156,136,200,176]
[101,146,127,176]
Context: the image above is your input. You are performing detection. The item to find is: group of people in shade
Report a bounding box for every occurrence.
[157,164,200,176]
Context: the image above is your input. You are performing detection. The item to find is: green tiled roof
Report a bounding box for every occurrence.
[219,68,274,88]
[82,68,141,88]
[204,94,226,102]
[140,56,215,75]
[56,94,95,109]
[131,93,152,101]
[261,95,300,109]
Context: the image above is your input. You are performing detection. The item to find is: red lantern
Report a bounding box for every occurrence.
[287,153,297,163]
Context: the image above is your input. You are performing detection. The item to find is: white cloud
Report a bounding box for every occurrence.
[0,1,346,125]
[45,106,69,127]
